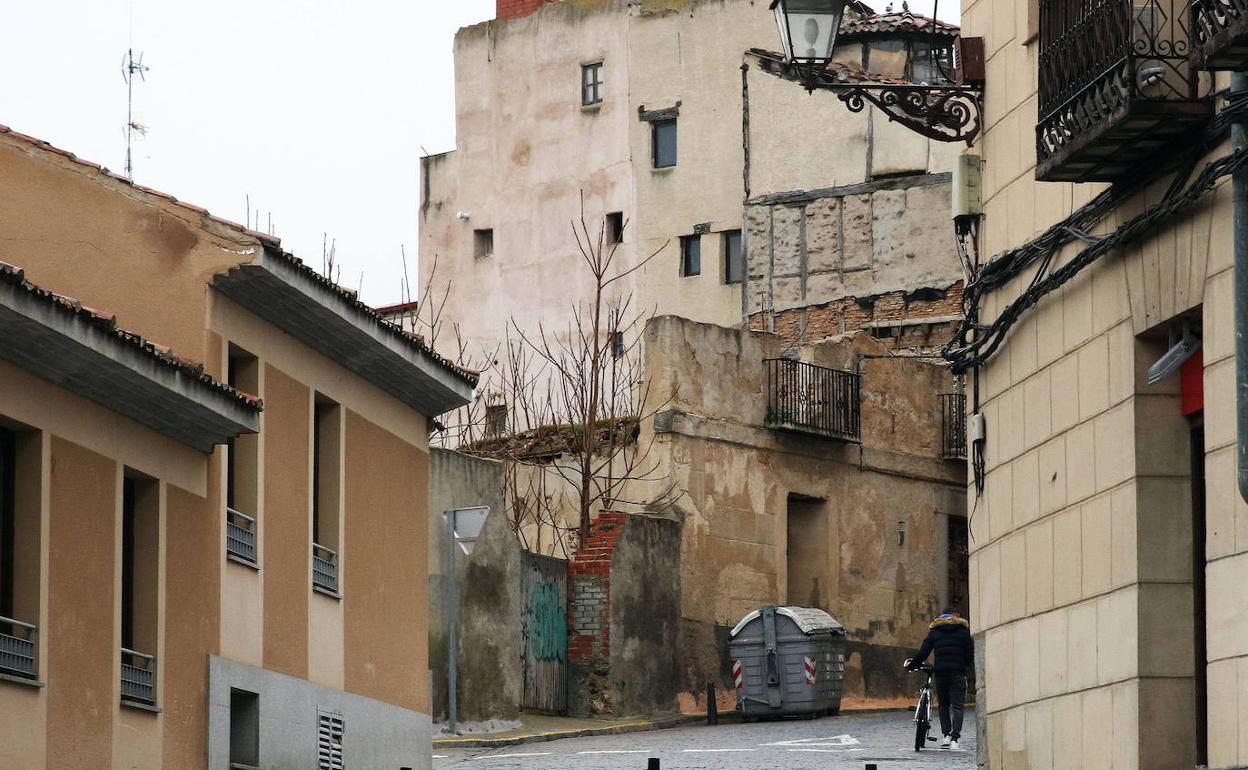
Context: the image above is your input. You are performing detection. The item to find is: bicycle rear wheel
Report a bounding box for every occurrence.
[914,693,929,752]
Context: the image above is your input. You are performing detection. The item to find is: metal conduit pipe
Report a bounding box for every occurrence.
[1236,71,1248,504]
[1228,72,1248,504]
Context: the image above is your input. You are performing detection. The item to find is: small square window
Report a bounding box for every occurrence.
[473,229,494,260]
[582,62,603,106]
[484,404,508,439]
[723,230,743,285]
[611,331,625,359]
[606,212,624,245]
[680,235,701,278]
[652,119,677,169]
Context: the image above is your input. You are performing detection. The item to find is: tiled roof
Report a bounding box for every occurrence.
[0,260,263,411]
[0,122,479,391]
[839,11,959,37]
[748,48,914,85]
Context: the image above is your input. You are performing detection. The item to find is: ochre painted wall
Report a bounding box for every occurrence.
[262,365,311,678]
[46,438,116,770]
[344,410,429,712]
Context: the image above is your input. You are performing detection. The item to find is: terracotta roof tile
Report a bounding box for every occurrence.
[839,11,959,37]
[0,260,263,411]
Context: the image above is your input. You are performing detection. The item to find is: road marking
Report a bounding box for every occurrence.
[578,750,651,755]
[478,752,552,759]
[785,748,864,753]
[432,755,448,759]
[683,748,758,753]
[761,735,861,748]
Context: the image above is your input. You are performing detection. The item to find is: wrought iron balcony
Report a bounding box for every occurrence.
[0,617,38,679]
[312,543,339,594]
[941,393,968,460]
[1037,0,1209,181]
[226,508,258,564]
[1192,0,1248,69]
[121,648,156,704]
[764,358,862,442]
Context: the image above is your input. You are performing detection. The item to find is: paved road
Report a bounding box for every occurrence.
[434,709,977,770]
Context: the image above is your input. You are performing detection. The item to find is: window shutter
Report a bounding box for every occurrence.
[317,708,345,770]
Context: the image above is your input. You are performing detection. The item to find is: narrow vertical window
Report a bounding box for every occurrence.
[723,230,743,285]
[312,396,342,596]
[473,229,494,260]
[121,472,159,706]
[484,404,509,439]
[652,119,678,169]
[606,212,625,245]
[0,426,39,680]
[227,345,259,565]
[230,688,260,768]
[680,235,701,277]
[581,61,604,106]
[611,332,626,360]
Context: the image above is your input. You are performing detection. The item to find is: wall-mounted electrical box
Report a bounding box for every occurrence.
[952,154,983,220]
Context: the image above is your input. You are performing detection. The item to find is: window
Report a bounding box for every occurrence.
[317,708,345,770]
[723,230,743,285]
[227,346,259,565]
[680,235,701,277]
[121,472,159,705]
[606,212,624,245]
[484,404,508,439]
[0,426,39,680]
[473,229,494,260]
[313,396,342,595]
[581,61,603,106]
[230,689,260,769]
[652,119,677,169]
[611,332,626,360]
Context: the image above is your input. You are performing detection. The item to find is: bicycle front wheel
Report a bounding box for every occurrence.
[914,694,929,752]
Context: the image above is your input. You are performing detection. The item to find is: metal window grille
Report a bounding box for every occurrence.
[764,358,862,442]
[0,616,37,679]
[317,708,345,770]
[121,647,156,704]
[941,393,968,459]
[226,508,257,564]
[581,62,603,105]
[312,543,338,593]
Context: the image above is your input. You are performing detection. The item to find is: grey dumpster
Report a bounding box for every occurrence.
[728,606,846,719]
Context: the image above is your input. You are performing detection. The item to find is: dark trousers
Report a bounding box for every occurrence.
[934,673,967,740]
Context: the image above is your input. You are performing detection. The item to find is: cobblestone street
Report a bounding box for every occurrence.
[434,710,978,770]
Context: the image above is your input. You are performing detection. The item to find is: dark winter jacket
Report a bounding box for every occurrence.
[910,616,974,674]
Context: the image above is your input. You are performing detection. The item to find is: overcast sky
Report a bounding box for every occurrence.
[0,0,955,307]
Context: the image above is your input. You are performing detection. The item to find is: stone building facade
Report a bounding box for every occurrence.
[0,125,474,770]
[955,0,1248,766]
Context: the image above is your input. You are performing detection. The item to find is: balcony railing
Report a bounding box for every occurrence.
[226,508,258,564]
[941,393,968,460]
[312,544,339,594]
[0,617,38,679]
[121,648,156,704]
[1037,0,1209,181]
[1192,0,1248,69]
[764,358,862,442]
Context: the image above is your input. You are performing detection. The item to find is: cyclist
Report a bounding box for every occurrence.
[904,608,973,750]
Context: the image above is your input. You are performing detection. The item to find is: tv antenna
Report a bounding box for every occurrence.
[122,48,149,180]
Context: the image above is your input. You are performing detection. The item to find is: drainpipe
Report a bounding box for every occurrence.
[1235,72,1248,504]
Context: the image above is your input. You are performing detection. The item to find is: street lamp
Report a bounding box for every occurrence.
[768,0,984,145]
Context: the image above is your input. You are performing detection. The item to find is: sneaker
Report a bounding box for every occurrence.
[939,735,952,748]
[950,740,960,751]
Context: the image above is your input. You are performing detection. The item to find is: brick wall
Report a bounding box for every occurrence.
[496,0,555,20]
[567,512,626,663]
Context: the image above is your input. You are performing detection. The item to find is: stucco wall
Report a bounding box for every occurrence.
[959,0,1242,765]
[427,448,520,723]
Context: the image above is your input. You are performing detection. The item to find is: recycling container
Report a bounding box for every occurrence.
[728,605,846,719]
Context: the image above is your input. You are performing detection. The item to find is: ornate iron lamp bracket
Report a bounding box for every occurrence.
[832,83,982,146]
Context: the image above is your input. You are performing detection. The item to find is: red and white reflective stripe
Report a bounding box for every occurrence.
[803,655,817,685]
[732,659,744,689]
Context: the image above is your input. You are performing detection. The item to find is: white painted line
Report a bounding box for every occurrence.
[577,750,651,755]
[478,752,552,759]
[432,755,448,759]
[683,748,758,753]
[785,748,864,753]
[762,735,861,748]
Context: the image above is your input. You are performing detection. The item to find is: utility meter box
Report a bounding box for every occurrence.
[952,154,983,219]
[728,606,846,720]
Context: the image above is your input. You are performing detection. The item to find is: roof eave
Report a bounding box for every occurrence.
[212,248,475,418]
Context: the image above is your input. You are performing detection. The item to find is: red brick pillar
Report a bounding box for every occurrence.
[566,512,627,715]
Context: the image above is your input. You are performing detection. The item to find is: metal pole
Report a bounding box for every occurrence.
[447,509,459,734]
[706,681,718,726]
[1235,71,1248,504]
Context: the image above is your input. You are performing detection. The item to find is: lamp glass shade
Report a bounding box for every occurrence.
[770,0,847,65]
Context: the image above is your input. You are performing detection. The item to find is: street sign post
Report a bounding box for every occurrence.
[443,506,490,734]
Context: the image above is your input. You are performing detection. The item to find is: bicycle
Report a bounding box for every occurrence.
[907,663,937,752]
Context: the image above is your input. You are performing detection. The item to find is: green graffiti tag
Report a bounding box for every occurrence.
[526,581,567,663]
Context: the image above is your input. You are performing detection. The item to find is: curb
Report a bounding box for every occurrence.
[433,715,701,749]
